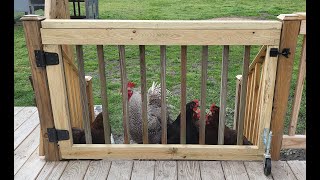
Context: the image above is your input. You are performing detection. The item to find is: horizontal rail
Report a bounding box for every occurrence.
[41,19,282,29]
[61,144,262,160]
[41,28,280,45]
[281,135,306,149]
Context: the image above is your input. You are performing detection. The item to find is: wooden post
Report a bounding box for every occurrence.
[270,14,301,160]
[21,15,60,160]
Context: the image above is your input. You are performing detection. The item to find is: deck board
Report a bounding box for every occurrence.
[244,161,273,180]
[178,161,201,180]
[14,112,39,149]
[60,160,91,180]
[84,160,112,180]
[107,160,133,180]
[286,161,306,180]
[14,125,40,175]
[14,107,25,116]
[14,147,46,180]
[199,161,225,180]
[131,161,156,180]
[154,161,177,180]
[271,161,297,180]
[36,161,69,180]
[14,107,37,131]
[222,161,250,180]
[13,107,307,180]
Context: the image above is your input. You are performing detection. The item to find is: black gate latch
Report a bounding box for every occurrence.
[47,128,70,142]
[270,48,291,58]
[34,50,59,67]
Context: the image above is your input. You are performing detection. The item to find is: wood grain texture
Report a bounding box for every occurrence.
[243,161,273,180]
[233,76,242,131]
[37,161,68,180]
[248,63,261,143]
[60,160,91,180]
[14,107,25,116]
[249,45,266,72]
[118,45,130,144]
[14,111,39,149]
[14,126,40,175]
[199,46,208,144]
[139,45,148,144]
[62,144,262,160]
[243,73,252,139]
[287,160,306,180]
[271,161,297,180]
[237,45,250,145]
[22,16,60,160]
[178,161,201,180]
[85,76,95,123]
[270,19,301,160]
[14,107,37,131]
[199,161,225,180]
[131,161,156,180]
[76,45,92,144]
[289,35,306,136]
[154,161,177,180]
[221,161,249,180]
[281,135,306,149]
[36,161,67,180]
[253,64,264,145]
[42,19,282,29]
[107,160,133,180]
[180,45,187,144]
[44,44,73,149]
[257,45,279,150]
[14,148,46,180]
[84,160,112,180]
[41,28,281,45]
[160,45,167,144]
[97,45,111,144]
[299,20,306,35]
[246,72,255,141]
[218,45,229,145]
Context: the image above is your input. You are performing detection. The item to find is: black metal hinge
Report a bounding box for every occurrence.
[270,48,291,58]
[47,128,70,142]
[34,50,59,67]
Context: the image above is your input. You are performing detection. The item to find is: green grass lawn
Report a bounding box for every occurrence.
[14,0,306,135]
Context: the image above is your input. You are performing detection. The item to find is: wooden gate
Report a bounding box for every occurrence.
[23,16,282,160]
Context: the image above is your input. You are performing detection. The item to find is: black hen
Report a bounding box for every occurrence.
[167,100,200,144]
[72,112,107,144]
[203,103,253,145]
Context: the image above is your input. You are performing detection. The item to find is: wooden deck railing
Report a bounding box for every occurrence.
[233,13,306,160]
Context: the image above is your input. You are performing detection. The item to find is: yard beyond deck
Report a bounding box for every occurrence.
[14,107,306,180]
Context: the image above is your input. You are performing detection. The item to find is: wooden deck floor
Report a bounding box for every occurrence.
[14,107,306,180]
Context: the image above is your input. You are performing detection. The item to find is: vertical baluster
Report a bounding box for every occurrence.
[76,45,92,144]
[218,45,229,145]
[180,45,187,144]
[97,45,111,144]
[118,45,130,144]
[237,45,250,145]
[199,46,208,145]
[139,45,148,144]
[160,45,167,144]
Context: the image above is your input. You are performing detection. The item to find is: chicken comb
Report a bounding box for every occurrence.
[193,99,199,104]
[127,81,135,88]
[210,103,216,112]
